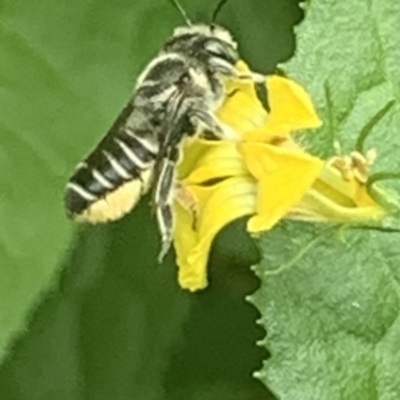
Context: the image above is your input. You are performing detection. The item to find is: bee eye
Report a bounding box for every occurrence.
[204,40,238,64]
[205,41,226,57]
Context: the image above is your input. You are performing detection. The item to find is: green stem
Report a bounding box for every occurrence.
[356,100,395,153]
[367,172,400,213]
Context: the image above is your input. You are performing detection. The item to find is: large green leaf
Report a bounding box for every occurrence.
[252,1,400,399]
[0,0,189,363]
[0,0,188,359]
[0,210,192,400]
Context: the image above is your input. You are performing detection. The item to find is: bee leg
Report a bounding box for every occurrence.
[236,71,265,84]
[154,149,179,262]
[157,202,174,262]
[222,63,265,84]
[191,110,239,140]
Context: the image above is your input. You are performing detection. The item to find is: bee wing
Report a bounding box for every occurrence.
[65,102,159,223]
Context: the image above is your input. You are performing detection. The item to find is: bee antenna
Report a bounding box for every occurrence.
[211,0,230,23]
[169,0,192,26]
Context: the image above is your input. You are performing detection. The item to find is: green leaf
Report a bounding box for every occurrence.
[0,0,181,361]
[252,223,400,399]
[252,1,400,399]
[0,213,191,400]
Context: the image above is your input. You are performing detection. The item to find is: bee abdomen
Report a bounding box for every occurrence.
[65,130,158,223]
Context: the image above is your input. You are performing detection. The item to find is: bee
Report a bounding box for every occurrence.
[64,0,264,260]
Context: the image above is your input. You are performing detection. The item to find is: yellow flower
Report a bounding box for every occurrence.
[173,63,385,292]
[288,151,385,223]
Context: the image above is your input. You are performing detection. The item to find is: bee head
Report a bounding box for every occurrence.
[165,24,239,76]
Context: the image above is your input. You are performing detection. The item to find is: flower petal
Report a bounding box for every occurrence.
[317,162,378,207]
[217,91,268,134]
[173,200,198,281]
[184,140,247,185]
[286,158,386,222]
[216,62,268,134]
[238,142,324,232]
[178,139,215,181]
[244,76,322,141]
[288,187,385,223]
[176,177,257,291]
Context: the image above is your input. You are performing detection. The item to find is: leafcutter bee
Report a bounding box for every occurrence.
[64,0,264,259]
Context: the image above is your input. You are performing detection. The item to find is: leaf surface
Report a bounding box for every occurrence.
[252,1,400,399]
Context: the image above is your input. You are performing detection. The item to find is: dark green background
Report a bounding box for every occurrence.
[0,0,301,398]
